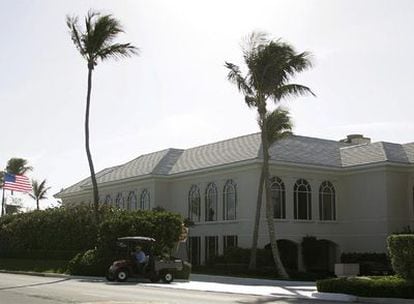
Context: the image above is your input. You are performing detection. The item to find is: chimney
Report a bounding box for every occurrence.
[340,134,371,145]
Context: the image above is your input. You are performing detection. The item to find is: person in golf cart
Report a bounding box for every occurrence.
[132,245,148,272]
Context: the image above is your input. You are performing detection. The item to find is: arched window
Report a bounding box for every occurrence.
[127,191,137,211]
[115,193,124,209]
[140,189,150,210]
[319,181,336,221]
[223,180,237,220]
[188,185,201,222]
[294,179,312,220]
[271,177,286,219]
[205,183,218,221]
[104,195,113,206]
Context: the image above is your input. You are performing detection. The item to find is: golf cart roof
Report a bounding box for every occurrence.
[117,236,156,242]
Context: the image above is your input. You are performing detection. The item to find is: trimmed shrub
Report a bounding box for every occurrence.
[317,276,414,299]
[67,249,112,276]
[341,252,392,275]
[387,234,414,280]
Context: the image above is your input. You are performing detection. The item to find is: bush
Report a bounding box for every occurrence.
[0,205,184,277]
[341,252,392,275]
[387,234,414,280]
[317,276,414,299]
[67,249,112,276]
[0,205,103,257]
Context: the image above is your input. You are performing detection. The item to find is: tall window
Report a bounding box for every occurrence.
[140,189,150,210]
[188,236,201,266]
[271,177,286,219]
[205,236,218,263]
[115,193,124,209]
[205,183,218,221]
[127,191,137,211]
[223,235,238,253]
[223,180,237,220]
[104,195,112,206]
[188,185,201,222]
[294,179,312,220]
[319,181,336,221]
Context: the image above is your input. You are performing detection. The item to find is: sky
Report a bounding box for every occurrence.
[1,0,414,210]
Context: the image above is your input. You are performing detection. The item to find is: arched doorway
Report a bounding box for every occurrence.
[264,239,299,271]
[317,239,338,272]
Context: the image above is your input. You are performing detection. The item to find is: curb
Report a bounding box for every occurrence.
[312,292,357,302]
[357,297,414,304]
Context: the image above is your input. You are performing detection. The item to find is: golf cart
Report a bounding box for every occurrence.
[106,236,186,283]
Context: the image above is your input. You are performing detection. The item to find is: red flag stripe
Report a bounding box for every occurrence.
[3,174,32,193]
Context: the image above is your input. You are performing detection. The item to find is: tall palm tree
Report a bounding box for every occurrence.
[30,179,50,210]
[5,158,33,175]
[66,11,138,221]
[225,32,314,278]
[249,108,293,270]
[1,158,33,216]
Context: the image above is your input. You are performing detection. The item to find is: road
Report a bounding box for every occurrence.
[0,273,356,304]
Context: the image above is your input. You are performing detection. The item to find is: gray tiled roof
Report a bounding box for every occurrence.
[169,133,261,174]
[57,133,414,196]
[57,165,120,195]
[270,136,347,167]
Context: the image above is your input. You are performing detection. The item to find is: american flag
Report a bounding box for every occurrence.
[3,173,32,193]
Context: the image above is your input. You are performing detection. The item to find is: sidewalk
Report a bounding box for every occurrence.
[147,273,354,302]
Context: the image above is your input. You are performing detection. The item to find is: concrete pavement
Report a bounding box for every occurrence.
[1,270,412,303]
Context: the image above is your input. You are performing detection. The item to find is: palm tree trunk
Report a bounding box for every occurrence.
[36,198,39,210]
[85,65,100,223]
[248,168,264,270]
[260,109,289,279]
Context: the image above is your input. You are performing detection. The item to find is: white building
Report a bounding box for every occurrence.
[55,133,414,271]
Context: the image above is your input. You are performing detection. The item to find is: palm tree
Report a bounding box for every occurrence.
[30,179,50,210]
[225,32,314,278]
[249,108,293,270]
[5,158,33,175]
[66,11,138,221]
[1,158,33,216]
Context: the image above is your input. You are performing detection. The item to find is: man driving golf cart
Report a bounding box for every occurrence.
[106,236,187,283]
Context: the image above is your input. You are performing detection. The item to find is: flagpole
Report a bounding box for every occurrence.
[1,182,5,217]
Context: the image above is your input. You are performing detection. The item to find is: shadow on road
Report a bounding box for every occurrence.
[0,278,70,291]
[236,296,338,303]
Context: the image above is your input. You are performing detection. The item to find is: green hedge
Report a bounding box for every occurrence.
[387,234,414,280]
[341,252,392,275]
[0,205,103,258]
[317,276,414,299]
[0,205,184,276]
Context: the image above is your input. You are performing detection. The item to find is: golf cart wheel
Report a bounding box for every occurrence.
[115,269,129,282]
[161,271,174,283]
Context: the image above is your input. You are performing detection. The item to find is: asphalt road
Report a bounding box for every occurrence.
[0,273,355,304]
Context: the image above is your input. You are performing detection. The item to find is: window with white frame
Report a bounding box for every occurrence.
[205,236,218,263]
[188,185,201,222]
[189,236,201,266]
[205,183,218,221]
[223,180,237,220]
[294,179,312,220]
[319,181,336,221]
[223,235,238,253]
[115,193,124,209]
[140,189,150,210]
[104,195,113,206]
[127,191,137,211]
[271,177,286,219]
